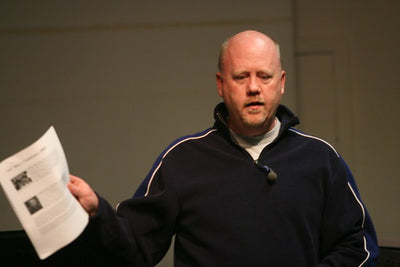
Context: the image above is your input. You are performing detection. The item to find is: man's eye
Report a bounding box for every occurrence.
[259,74,272,80]
[233,75,245,80]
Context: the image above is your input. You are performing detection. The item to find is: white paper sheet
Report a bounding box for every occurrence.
[0,126,88,259]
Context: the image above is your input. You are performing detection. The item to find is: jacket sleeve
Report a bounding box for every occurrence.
[317,157,371,266]
[86,163,179,266]
[344,160,379,266]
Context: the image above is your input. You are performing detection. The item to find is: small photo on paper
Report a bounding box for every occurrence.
[11,171,32,191]
[25,196,43,215]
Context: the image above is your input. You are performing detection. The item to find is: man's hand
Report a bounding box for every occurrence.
[68,175,99,217]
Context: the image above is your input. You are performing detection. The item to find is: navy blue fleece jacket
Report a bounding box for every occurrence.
[89,103,378,266]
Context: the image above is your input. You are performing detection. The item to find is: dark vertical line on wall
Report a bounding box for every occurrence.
[292,0,300,115]
[329,52,340,146]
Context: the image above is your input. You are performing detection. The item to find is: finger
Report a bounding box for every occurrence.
[69,174,81,184]
[68,175,83,197]
[67,180,79,197]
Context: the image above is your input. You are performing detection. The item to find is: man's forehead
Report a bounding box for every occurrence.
[224,47,280,72]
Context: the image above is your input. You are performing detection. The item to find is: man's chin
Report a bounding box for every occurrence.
[242,114,266,126]
[243,119,266,129]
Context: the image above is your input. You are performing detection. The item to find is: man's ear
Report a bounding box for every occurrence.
[216,72,224,97]
[280,70,286,94]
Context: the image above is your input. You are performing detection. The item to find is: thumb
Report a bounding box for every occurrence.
[68,174,99,216]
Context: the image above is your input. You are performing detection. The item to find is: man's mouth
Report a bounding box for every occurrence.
[245,101,264,108]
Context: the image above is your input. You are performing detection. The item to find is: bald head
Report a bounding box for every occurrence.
[218,30,282,73]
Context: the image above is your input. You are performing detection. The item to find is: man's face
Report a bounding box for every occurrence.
[216,33,285,136]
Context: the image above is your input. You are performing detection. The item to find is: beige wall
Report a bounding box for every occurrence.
[0,1,398,265]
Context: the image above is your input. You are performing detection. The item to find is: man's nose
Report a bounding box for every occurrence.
[247,76,261,95]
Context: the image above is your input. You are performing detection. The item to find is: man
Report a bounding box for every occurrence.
[69,30,378,266]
